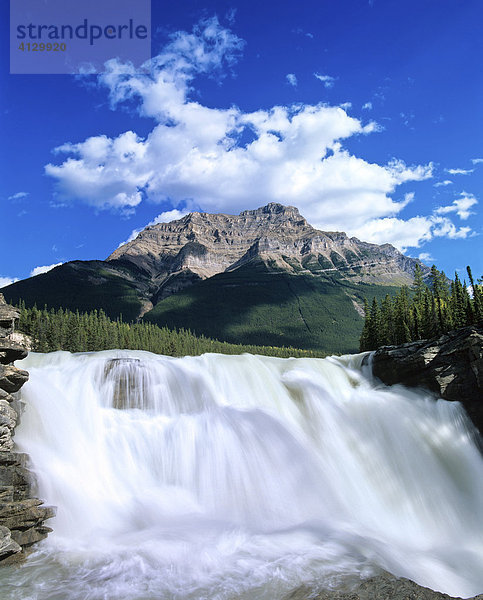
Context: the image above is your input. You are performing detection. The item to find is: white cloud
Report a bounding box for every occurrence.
[362,102,372,110]
[434,180,453,187]
[418,252,434,264]
[403,192,415,205]
[44,17,462,252]
[435,193,477,220]
[314,73,336,88]
[446,168,474,175]
[471,158,483,165]
[8,192,29,201]
[352,216,434,251]
[339,102,352,110]
[286,73,297,87]
[0,276,19,288]
[350,192,478,250]
[120,209,190,246]
[431,217,471,239]
[352,214,472,252]
[30,263,63,277]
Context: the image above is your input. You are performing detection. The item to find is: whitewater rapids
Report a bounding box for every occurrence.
[2,350,483,600]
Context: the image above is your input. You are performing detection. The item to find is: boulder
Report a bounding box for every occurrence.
[370,324,483,435]
[0,339,28,365]
[0,364,29,394]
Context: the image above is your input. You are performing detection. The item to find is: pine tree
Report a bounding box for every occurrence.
[467,266,482,322]
[359,299,371,351]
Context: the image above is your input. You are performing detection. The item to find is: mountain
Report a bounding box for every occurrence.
[108,202,419,293]
[2,203,427,353]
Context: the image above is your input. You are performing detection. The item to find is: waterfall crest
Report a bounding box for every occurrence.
[5,350,483,600]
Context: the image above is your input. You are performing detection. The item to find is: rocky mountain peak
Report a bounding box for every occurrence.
[239,202,302,219]
[107,203,426,294]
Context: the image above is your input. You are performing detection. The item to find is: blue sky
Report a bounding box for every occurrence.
[1,0,482,286]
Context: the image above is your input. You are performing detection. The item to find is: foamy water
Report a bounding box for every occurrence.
[2,350,483,599]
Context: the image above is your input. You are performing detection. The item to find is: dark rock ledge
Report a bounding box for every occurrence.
[368,323,483,436]
[0,293,55,564]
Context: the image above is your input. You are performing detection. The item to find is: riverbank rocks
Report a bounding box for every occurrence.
[284,572,483,600]
[0,293,55,563]
[369,323,483,435]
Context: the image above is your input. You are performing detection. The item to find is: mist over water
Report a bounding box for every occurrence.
[2,350,483,599]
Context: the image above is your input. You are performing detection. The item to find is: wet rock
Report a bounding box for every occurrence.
[0,389,14,403]
[0,364,29,394]
[0,498,55,547]
[0,525,21,561]
[0,294,55,563]
[0,452,32,501]
[370,324,483,435]
[0,339,28,365]
[284,572,483,600]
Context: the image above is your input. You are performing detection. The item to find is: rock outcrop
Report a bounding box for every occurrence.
[370,324,483,435]
[0,294,55,563]
[284,572,483,600]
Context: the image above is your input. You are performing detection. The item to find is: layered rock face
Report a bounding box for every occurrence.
[108,203,425,298]
[370,324,483,435]
[0,294,55,563]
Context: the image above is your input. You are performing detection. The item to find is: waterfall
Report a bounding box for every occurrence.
[3,350,483,600]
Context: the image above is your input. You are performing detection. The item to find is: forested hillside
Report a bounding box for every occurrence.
[16,303,325,359]
[360,265,483,351]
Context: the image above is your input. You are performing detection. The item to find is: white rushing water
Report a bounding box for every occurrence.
[2,350,483,599]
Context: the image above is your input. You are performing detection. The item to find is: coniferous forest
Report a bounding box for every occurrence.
[360,265,483,351]
[15,301,325,359]
[12,263,482,358]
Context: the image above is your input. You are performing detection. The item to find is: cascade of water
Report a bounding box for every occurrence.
[3,350,483,600]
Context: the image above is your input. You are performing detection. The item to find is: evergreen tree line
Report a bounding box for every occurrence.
[360,265,483,351]
[16,301,325,359]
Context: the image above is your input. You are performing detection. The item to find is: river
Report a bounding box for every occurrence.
[2,350,483,599]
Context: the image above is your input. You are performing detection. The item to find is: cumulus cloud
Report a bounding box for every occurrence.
[286,73,297,87]
[45,17,471,252]
[352,214,472,252]
[120,209,190,246]
[434,180,453,187]
[30,263,63,277]
[314,73,336,88]
[435,193,477,220]
[0,276,19,288]
[471,158,483,165]
[446,168,474,175]
[362,102,372,110]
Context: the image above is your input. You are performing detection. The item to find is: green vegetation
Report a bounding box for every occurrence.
[360,265,483,351]
[144,261,398,354]
[3,256,409,355]
[16,302,325,358]
[3,260,148,322]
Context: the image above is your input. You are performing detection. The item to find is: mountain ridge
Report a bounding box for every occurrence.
[107,202,426,298]
[2,203,427,353]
